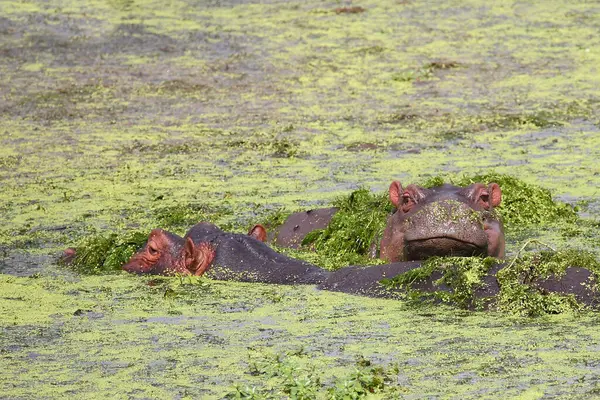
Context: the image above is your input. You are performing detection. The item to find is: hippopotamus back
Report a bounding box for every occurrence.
[185,222,330,285]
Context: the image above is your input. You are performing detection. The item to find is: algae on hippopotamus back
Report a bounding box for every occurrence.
[382,249,600,316]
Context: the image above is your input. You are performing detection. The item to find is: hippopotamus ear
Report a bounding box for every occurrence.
[488,183,502,208]
[248,224,267,242]
[389,181,403,208]
[183,238,215,276]
[60,248,77,265]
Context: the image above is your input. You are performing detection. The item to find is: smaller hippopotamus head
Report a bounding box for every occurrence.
[121,224,267,275]
[380,180,505,262]
[122,229,215,276]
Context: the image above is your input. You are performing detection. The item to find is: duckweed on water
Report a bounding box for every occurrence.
[152,202,234,232]
[226,353,401,398]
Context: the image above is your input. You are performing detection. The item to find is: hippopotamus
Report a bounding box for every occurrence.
[319,262,598,307]
[122,222,329,284]
[380,180,505,262]
[318,262,502,300]
[274,207,338,248]
[275,180,506,263]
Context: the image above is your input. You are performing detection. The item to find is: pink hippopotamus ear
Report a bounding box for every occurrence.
[60,248,77,265]
[488,183,502,208]
[247,224,267,242]
[183,238,216,276]
[472,183,502,210]
[389,181,403,208]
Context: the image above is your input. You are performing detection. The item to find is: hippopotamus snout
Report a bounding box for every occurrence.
[402,200,489,259]
[380,180,506,262]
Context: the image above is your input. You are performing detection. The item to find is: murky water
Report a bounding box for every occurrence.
[1,0,600,397]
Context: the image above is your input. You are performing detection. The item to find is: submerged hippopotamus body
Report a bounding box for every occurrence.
[122,222,329,284]
[319,263,598,307]
[319,262,503,300]
[380,180,505,262]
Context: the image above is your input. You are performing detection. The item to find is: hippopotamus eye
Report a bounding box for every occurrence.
[148,245,159,256]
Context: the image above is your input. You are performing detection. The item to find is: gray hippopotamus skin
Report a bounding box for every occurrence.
[183,222,329,284]
[274,207,338,248]
[319,262,597,307]
[122,222,329,285]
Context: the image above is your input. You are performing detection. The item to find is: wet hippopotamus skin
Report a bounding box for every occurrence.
[380,180,506,262]
[274,207,338,248]
[319,262,598,307]
[122,222,329,284]
[183,222,329,284]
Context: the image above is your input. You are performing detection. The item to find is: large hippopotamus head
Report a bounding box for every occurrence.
[380,180,505,262]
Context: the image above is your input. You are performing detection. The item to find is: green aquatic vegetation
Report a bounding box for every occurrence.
[226,353,401,398]
[301,188,392,261]
[382,256,498,310]
[391,60,460,84]
[496,248,600,316]
[452,173,578,228]
[276,245,385,271]
[4,273,600,398]
[255,207,289,232]
[152,202,234,232]
[382,249,600,316]
[68,230,149,274]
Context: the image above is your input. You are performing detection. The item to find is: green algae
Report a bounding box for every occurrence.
[68,230,149,274]
[449,173,578,228]
[383,249,600,316]
[496,249,600,316]
[301,188,391,266]
[1,0,600,397]
[383,256,498,310]
[3,274,600,398]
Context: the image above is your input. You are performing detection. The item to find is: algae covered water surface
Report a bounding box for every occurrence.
[1,0,600,397]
